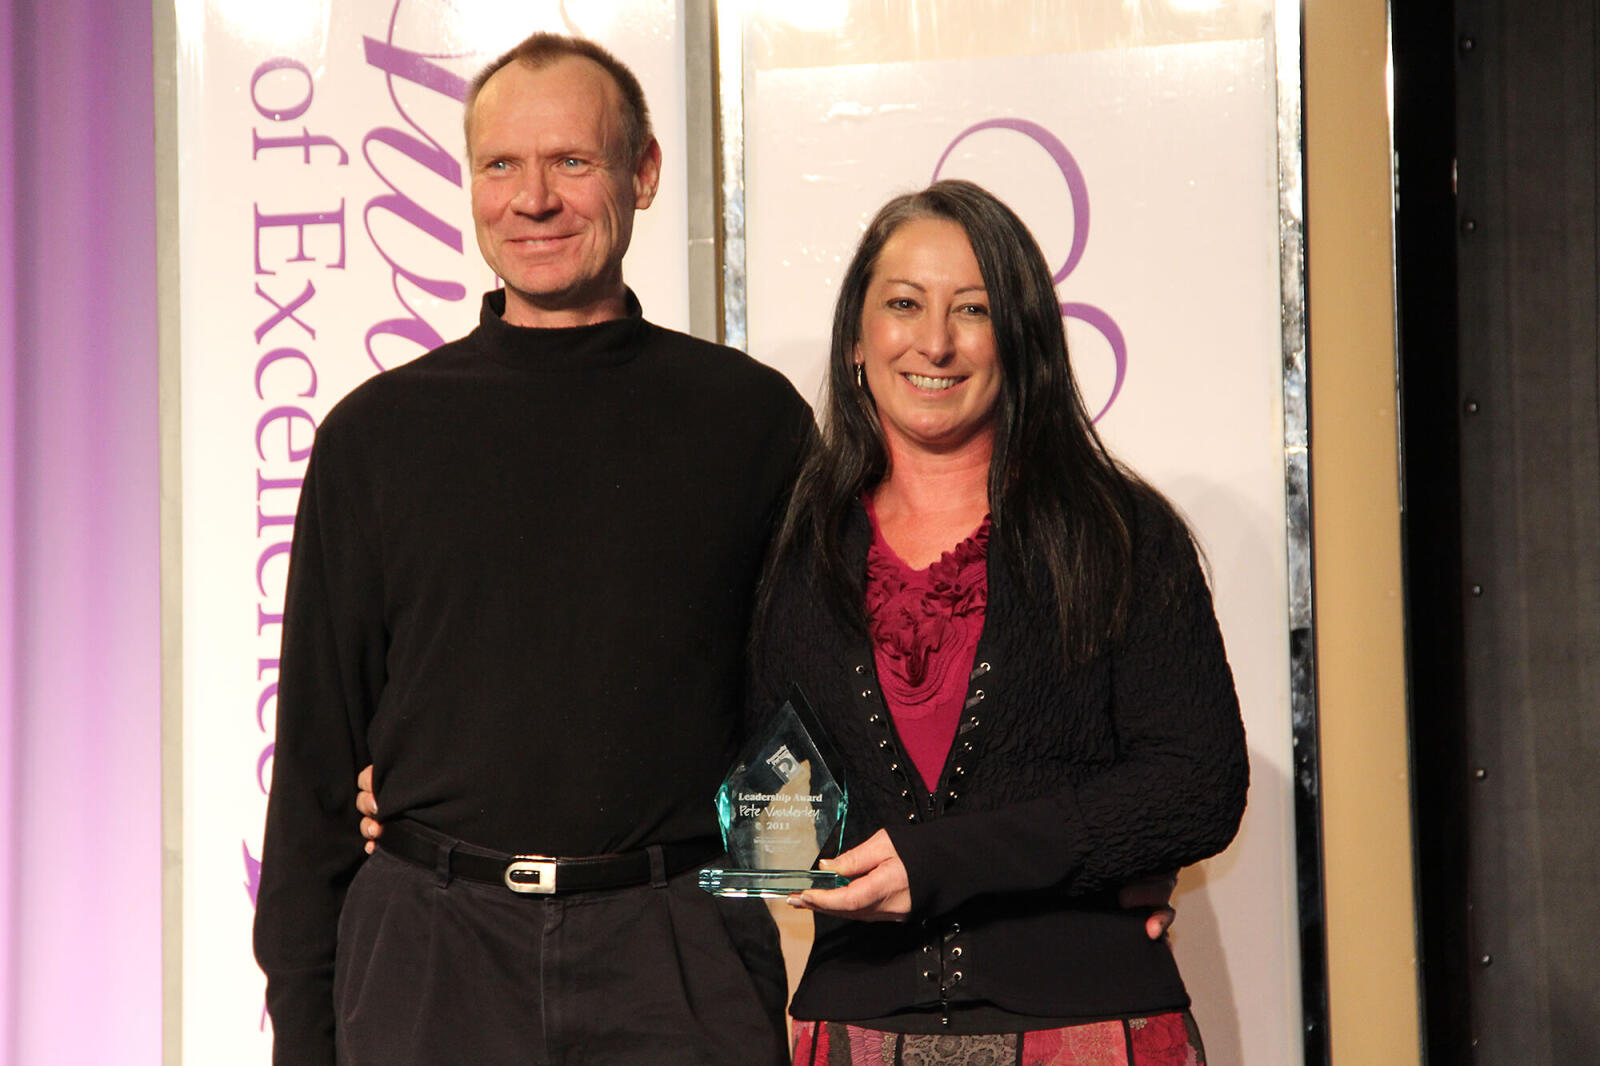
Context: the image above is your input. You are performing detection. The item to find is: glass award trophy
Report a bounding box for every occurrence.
[699,685,850,897]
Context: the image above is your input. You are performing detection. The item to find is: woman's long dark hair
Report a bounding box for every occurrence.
[763,179,1182,663]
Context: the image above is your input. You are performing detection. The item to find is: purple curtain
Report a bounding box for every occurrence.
[2,0,162,1062]
[0,0,16,1048]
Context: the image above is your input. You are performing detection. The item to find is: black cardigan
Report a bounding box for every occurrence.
[749,495,1248,1030]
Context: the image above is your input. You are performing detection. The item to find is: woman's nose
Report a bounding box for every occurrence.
[917,315,956,363]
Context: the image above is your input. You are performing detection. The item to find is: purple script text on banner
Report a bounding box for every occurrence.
[244,50,349,943]
[359,8,476,371]
[933,119,1127,421]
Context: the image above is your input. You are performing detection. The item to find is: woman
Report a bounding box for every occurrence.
[752,179,1248,1063]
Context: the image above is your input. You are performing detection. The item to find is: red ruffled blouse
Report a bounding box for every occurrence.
[863,498,991,793]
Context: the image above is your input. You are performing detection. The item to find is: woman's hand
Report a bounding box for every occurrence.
[356,764,383,854]
[784,827,1175,937]
[787,829,911,921]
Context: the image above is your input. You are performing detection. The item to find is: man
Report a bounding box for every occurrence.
[253,33,811,1066]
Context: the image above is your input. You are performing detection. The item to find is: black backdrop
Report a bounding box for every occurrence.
[1394,0,1600,1061]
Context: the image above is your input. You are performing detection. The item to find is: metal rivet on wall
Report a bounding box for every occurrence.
[1459,35,1475,54]
[1464,399,1480,414]
[1470,584,1484,597]
[1473,767,1488,780]
[1479,954,1493,966]
[1461,217,1478,234]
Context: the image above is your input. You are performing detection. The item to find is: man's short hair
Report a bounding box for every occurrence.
[466,32,654,165]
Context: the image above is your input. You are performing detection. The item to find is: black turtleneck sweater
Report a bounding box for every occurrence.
[253,290,813,1064]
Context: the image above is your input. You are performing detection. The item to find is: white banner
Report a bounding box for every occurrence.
[745,40,1300,1066]
[173,1,688,1059]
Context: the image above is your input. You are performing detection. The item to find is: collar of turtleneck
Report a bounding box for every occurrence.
[473,287,649,370]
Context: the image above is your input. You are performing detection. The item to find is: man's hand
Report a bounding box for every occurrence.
[1118,873,1179,940]
[356,764,382,854]
[787,829,910,921]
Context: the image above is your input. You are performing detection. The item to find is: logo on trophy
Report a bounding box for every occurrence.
[699,685,849,897]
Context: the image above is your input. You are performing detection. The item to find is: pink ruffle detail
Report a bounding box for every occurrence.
[865,518,991,712]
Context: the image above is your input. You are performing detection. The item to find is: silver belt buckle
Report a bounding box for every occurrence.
[504,855,558,894]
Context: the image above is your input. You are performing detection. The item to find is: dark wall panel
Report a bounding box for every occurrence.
[1392,0,1468,1059]
[1454,0,1600,1060]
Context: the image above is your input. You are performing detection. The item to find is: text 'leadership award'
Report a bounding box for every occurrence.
[698,685,849,898]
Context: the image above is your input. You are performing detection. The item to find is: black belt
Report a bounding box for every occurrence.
[379,818,723,896]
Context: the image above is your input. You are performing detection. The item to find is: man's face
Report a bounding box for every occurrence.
[468,56,660,328]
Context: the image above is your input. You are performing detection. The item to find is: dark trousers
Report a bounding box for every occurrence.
[333,847,789,1065]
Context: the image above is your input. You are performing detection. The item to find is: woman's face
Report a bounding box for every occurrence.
[856,217,1002,460]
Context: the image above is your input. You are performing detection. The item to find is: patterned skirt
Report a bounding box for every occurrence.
[791,1011,1205,1066]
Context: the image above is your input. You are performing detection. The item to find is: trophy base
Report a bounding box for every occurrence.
[697,868,850,898]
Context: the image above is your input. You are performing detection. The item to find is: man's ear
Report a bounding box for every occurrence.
[633,137,662,210]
